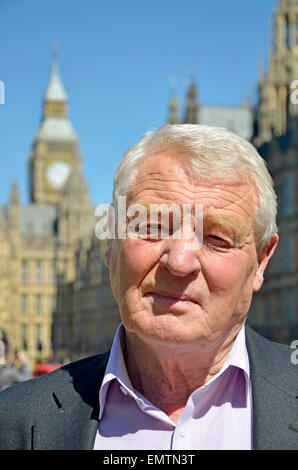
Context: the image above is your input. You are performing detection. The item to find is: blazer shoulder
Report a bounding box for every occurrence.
[0,352,109,419]
[245,325,291,354]
[58,350,110,380]
[0,351,110,449]
[0,351,110,404]
[245,325,298,397]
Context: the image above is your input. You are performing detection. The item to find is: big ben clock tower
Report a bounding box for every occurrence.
[29,56,81,204]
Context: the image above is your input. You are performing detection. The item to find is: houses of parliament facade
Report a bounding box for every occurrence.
[0,0,297,366]
[0,58,120,365]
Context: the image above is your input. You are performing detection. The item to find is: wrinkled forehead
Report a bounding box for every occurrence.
[131,152,258,195]
[132,153,198,185]
[126,200,252,240]
[125,154,258,238]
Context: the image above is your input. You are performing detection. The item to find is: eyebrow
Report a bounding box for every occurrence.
[203,213,250,245]
[126,201,251,245]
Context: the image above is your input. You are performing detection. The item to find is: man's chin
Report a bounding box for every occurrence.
[142,293,201,316]
[132,319,210,347]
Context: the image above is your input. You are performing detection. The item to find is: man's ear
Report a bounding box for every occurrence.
[253,233,279,292]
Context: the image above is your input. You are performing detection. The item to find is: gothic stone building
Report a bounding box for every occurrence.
[249,0,298,344]
[167,80,254,141]
[253,0,298,147]
[0,59,120,366]
[249,112,298,344]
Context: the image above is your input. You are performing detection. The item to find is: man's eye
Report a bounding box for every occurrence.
[128,223,163,239]
[146,224,164,239]
[204,235,231,248]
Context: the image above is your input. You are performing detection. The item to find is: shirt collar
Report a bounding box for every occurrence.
[98,322,250,419]
[198,322,251,400]
[223,322,250,379]
[98,323,134,419]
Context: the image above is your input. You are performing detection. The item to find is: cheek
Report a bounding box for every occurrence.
[205,253,255,295]
[208,256,238,285]
[112,241,160,293]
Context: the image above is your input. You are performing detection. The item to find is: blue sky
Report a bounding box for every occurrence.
[0,0,277,207]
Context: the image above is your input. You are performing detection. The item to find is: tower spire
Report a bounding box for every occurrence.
[184,76,199,124]
[167,76,181,124]
[51,40,59,62]
[8,180,20,233]
[10,180,19,206]
[43,47,68,118]
[30,52,80,205]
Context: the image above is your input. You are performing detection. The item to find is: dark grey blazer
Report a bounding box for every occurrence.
[0,326,297,450]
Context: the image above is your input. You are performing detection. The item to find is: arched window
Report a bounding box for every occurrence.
[21,295,27,314]
[21,324,27,350]
[36,261,42,284]
[50,262,56,284]
[36,295,41,314]
[285,20,290,48]
[278,176,291,218]
[22,261,28,284]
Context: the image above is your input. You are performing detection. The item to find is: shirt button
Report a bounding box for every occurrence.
[120,385,128,395]
[179,427,186,438]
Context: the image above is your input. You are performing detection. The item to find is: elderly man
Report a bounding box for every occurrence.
[0,125,297,450]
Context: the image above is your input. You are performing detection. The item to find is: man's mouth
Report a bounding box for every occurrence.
[144,291,198,305]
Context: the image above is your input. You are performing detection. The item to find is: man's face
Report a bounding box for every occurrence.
[106,153,277,348]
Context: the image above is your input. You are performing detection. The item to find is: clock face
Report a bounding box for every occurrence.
[46,161,71,189]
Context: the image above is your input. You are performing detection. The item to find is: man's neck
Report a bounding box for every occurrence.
[124,327,241,423]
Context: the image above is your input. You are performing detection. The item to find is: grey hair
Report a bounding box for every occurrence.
[113,124,278,254]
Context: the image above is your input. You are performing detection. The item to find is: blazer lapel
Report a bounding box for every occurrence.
[250,370,298,450]
[245,326,298,450]
[34,352,110,450]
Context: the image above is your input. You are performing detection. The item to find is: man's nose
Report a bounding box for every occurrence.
[158,238,201,277]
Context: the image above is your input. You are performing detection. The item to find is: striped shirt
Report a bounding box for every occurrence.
[94,323,252,450]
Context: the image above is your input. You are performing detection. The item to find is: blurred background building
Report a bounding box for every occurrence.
[0,0,297,367]
[0,59,120,366]
[167,79,253,140]
[248,0,298,343]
